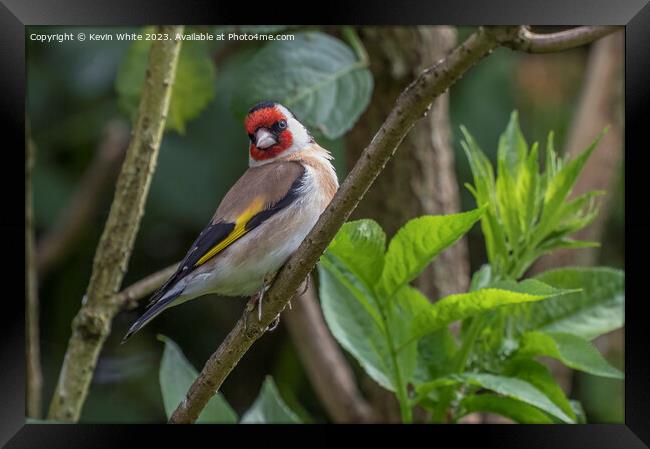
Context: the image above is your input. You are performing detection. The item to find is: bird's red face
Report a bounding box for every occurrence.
[245,102,294,161]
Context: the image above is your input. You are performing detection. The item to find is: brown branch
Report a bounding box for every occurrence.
[346,26,467,300]
[344,26,465,423]
[168,25,524,424]
[47,26,184,422]
[62,27,612,422]
[37,120,129,278]
[504,26,619,53]
[283,283,376,423]
[109,263,178,310]
[26,121,43,418]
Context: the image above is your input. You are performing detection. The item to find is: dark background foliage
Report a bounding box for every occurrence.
[27,25,623,423]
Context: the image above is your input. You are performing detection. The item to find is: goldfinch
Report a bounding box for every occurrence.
[123,101,338,342]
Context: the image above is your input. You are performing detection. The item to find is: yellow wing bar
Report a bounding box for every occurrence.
[194,196,265,267]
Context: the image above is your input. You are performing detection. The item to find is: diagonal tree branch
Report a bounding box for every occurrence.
[75,25,617,424]
[47,25,184,422]
[167,25,525,424]
[168,25,618,424]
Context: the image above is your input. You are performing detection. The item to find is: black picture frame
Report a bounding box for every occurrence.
[2,0,648,447]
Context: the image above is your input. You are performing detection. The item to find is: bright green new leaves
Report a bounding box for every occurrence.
[533,267,624,340]
[231,31,373,139]
[516,331,623,379]
[327,220,386,289]
[418,373,574,423]
[413,328,458,383]
[502,358,576,421]
[462,111,603,278]
[240,377,301,424]
[500,267,624,341]
[405,280,572,346]
[158,335,237,423]
[378,208,485,298]
[320,212,484,392]
[116,28,216,133]
[459,394,554,424]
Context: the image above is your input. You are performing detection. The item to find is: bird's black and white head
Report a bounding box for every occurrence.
[244,101,313,166]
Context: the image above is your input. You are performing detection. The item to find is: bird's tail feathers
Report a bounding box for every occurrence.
[121,290,182,344]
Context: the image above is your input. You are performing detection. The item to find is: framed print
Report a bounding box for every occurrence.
[2,0,648,447]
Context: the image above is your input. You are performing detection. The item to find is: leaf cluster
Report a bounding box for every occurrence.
[318,113,622,423]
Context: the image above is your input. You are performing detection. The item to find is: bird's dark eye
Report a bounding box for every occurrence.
[248,133,255,142]
[273,119,288,132]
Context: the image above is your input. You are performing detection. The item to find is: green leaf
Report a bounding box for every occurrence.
[537,238,600,255]
[326,219,386,289]
[419,373,574,423]
[537,131,603,237]
[158,335,237,423]
[231,31,373,139]
[517,331,623,379]
[388,286,434,385]
[318,261,392,390]
[570,400,587,424]
[379,207,485,298]
[116,30,216,133]
[495,112,528,250]
[461,127,507,271]
[497,110,528,172]
[459,393,554,424]
[241,377,301,423]
[519,142,541,232]
[525,267,624,340]
[413,328,458,383]
[503,358,575,421]
[405,279,569,345]
[469,264,494,291]
[166,39,217,133]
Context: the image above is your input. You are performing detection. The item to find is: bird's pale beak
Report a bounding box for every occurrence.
[255,128,277,149]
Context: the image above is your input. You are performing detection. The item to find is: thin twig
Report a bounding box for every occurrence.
[47,26,184,422]
[168,25,523,424]
[504,26,619,53]
[168,24,619,424]
[37,120,130,278]
[26,120,43,419]
[110,263,178,310]
[283,283,376,423]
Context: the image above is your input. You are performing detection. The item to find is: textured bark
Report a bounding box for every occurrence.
[344,26,464,423]
[26,122,43,418]
[504,26,619,54]
[109,26,616,424]
[169,26,524,425]
[283,284,376,423]
[47,26,184,422]
[346,26,466,301]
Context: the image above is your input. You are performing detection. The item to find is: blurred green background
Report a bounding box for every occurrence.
[27,25,623,423]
